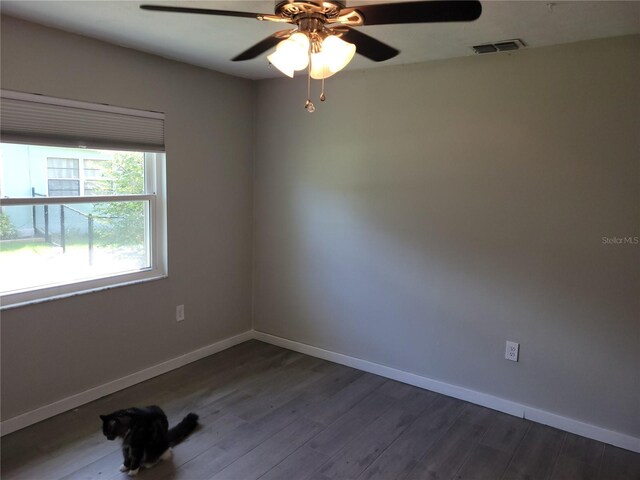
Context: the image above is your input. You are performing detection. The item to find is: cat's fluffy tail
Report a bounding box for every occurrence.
[168,413,199,446]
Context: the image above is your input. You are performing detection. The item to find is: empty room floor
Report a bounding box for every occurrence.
[2,340,639,480]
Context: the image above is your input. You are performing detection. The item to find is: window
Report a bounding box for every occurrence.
[47,157,80,196]
[46,157,114,196]
[83,159,113,195]
[0,91,166,308]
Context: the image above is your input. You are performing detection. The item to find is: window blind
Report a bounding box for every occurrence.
[0,90,165,152]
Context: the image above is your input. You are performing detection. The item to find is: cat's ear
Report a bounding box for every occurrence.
[99,415,108,421]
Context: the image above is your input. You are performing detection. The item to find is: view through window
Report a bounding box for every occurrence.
[0,143,164,303]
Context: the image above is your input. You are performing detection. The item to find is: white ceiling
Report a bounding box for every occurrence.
[2,1,639,80]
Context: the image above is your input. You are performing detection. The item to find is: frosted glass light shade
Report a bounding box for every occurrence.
[267,49,295,77]
[310,51,337,80]
[322,35,356,74]
[310,35,356,79]
[267,32,310,78]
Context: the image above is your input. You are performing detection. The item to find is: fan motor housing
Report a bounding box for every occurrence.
[275,1,346,19]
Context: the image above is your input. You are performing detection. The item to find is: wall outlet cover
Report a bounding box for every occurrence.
[505,341,519,362]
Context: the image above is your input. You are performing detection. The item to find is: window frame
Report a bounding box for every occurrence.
[0,151,167,309]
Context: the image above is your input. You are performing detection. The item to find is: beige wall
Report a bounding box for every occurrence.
[253,35,640,438]
[0,16,254,420]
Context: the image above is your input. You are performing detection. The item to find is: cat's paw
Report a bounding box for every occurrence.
[161,448,173,461]
[119,464,129,472]
[127,468,139,476]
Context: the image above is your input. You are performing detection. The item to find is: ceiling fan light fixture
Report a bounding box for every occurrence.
[267,32,310,76]
[142,1,483,111]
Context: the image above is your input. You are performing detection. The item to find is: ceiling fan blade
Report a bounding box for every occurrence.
[342,1,482,26]
[339,27,399,62]
[140,5,265,20]
[232,31,293,61]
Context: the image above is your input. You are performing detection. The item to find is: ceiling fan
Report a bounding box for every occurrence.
[141,1,482,111]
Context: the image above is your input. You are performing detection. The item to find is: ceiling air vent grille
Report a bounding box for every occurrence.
[472,39,526,54]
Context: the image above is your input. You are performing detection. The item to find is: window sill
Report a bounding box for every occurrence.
[0,274,168,311]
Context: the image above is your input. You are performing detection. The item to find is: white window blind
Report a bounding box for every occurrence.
[0,90,165,152]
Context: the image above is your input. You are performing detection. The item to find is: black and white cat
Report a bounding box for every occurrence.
[100,405,198,476]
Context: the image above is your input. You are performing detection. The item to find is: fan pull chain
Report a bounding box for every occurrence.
[304,45,315,113]
[320,77,326,102]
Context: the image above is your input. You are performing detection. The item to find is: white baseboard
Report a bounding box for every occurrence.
[253,330,640,453]
[0,330,253,436]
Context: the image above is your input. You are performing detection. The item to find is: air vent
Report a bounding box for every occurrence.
[472,39,526,54]
[473,44,497,54]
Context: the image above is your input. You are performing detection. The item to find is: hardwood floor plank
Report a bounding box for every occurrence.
[377,379,420,399]
[2,433,119,480]
[63,450,125,480]
[317,405,418,479]
[304,373,387,426]
[190,389,255,421]
[238,353,318,397]
[171,348,302,417]
[452,414,530,480]
[307,391,395,457]
[455,444,513,480]
[163,393,325,479]
[551,457,600,480]
[156,446,236,480]
[308,473,333,480]
[230,361,326,422]
[393,387,439,415]
[403,404,496,480]
[210,417,325,480]
[259,446,331,480]
[597,445,640,480]
[457,403,498,427]
[501,423,565,480]
[479,412,530,454]
[167,349,317,426]
[303,363,365,398]
[560,433,606,466]
[549,433,605,480]
[158,395,319,480]
[358,395,466,480]
[214,393,322,456]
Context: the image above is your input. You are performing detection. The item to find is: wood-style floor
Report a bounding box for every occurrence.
[2,340,639,480]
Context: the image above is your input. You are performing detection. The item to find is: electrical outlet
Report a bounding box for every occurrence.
[176,305,185,322]
[505,341,519,362]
